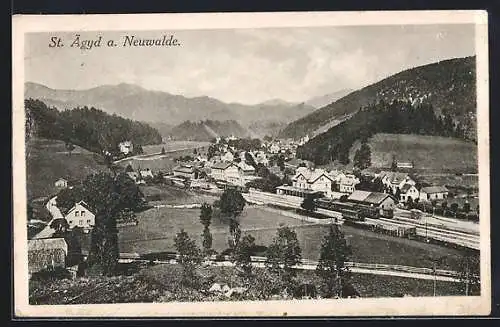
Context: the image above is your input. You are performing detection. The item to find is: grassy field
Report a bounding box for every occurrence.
[119,206,469,271]
[26,137,108,200]
[349,133,478,173]
[143,141,211,155]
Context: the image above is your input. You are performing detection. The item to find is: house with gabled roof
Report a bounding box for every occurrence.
[237,161,256,176]
[210,161,241,184]
[173,164,199,180]
[277,167,334,198]
[419,186,449,202]
[400,183,420,203]
[347,190,397,215]
[64,200,95,231]
[378,171,416,193]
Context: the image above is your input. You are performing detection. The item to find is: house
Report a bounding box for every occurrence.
[419,186,449,202]
[173,164,198,179]
[119,141,133,155]
[347,190,396,215]
[139,168,154,179]
[338,174,360,194]
[210,161,241,184]
[284,158,313,170]
[378,171,416,194]
[397,162,414,169]
[221,151,234,162]
[54,178,68,189]
[237,161,256,176]
[276,167,334,198]
[127,172,145,185]
[28,238,68,274]
[269,143,281,154]
[400,184,420,203]
[64,201,96,230]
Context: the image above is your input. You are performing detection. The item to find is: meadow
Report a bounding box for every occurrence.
[350,133,478,173]
[119,206,469,271]
[26,137,108,200]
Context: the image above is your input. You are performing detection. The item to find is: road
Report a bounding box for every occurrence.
[118,254,466,283]
[32,196,61,239]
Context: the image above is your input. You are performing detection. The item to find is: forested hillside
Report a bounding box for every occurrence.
[168,120,249,141]
[25,99,163,155]
[280,56,477,141]
[296,99,474,165]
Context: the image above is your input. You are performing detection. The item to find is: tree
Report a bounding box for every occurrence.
[300,194,317,212]
[207,144,217,160]
[353,142,372,170]
[65,142,75,156]
[395,187,401,201]
[265,226,302,295]
[218,189,246,249]
[125,164,134,173]
[174,229,203,287]
[458,250,480,295]
[161,147,166,155]
[50,218,70,235]
[233,234,256,282]
[244,151,257,168]
[316,224,353,298]
[199,203,213,255]
[59,172,145,275]
[463,202,471,213]
[407,197,414,209]
[390,155,398,172]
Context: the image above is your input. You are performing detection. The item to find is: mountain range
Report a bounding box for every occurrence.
[24,82,318,135]
[280,56,477,141]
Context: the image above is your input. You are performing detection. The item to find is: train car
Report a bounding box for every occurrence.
[315,199,365,222]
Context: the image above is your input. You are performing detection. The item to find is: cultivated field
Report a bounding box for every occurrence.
[119,206,469,271]
[350,133,478,173]
[26,137,108,200]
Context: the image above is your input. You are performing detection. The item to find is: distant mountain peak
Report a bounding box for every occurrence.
[259,98,298,107]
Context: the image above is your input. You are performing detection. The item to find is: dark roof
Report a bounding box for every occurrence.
[212,161,236,170]
[348,190,394,205]
[421,186,448,194]
[363,192,392,205]
[400,183,416,193]
[174,165,196,173]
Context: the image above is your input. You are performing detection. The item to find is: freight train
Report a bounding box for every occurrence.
[314,198,393,221]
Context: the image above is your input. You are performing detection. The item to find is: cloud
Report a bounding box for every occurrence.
[25,24,475,104]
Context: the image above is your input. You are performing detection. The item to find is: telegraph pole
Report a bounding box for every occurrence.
[433,261,437,297]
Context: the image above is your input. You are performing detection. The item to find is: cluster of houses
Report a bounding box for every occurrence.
[275,167,449,205]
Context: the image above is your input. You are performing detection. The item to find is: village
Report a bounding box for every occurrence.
[27,134,480,296]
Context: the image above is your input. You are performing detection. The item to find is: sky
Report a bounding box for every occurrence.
[25,24,475,105]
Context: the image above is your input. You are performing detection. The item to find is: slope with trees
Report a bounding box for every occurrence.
[280,56,477,141]
[25,99,162,155]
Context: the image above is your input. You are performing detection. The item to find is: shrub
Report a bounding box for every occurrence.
[30,267,72,282]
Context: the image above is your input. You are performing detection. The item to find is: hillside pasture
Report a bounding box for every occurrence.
[350,133,477,173]
[26,137,108,200]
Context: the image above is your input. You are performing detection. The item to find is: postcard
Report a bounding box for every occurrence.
[12,10,490,317]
